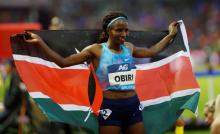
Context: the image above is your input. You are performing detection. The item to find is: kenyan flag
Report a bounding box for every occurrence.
[10,20,199,134]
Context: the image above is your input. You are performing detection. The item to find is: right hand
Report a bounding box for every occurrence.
[24,32,43,44]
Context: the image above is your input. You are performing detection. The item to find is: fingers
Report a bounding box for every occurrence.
[21,31,40,43]
[25,38,38,43]
[174,22,179,26]
[24,31,34,40]
[170,21,179,27]
[15,34,26,42]
[168,21,178,37]
[169,21,179,31]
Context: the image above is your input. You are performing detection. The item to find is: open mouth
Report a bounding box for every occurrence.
[119,37,125,43]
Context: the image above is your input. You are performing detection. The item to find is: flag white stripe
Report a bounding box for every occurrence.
[30,92,50,98]
[140,88,200,107]
[13,54,89,70]
[30,92,90,111]
[30,88,200,111]
[60,104,90,112]
[178,20,193,64]
[136,50,189,70]
[178,20,190,54]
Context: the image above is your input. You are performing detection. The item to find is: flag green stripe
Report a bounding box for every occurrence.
[34,98,99,134]
[142,92,200,134]
[33,92,199,134]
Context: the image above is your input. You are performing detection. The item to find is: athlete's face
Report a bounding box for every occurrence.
[108,20,129,44]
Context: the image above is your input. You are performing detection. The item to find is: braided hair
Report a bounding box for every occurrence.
[99,12,128,43]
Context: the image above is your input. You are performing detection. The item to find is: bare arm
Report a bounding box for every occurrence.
[25,32,94,67]
[133,21,178,58]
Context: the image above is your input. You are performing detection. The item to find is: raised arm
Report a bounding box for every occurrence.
[25,32,94,67]
[132,21,178,58]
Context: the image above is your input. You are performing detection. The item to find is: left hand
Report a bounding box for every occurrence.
[168,21,178,37]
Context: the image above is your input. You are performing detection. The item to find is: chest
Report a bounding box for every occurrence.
[93,44,133,70]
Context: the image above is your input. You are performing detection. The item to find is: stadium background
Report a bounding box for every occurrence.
[0,0,220,134]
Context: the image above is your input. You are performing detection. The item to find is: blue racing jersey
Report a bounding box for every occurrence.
[96,42,136,91]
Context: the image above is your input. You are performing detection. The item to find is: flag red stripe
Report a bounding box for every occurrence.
[15,60,90,106]
[1,23,41,58]
[136,56,199,101]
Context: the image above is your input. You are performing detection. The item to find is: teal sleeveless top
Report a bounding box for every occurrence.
[96,43,136,91]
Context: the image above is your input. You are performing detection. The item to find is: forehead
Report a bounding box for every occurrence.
[109,19,128,29]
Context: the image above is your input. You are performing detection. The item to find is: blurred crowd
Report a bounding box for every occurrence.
[1,0,220,69]
[52,0,220,70]
[0,0,220,133]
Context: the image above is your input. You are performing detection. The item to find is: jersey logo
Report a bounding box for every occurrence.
[118,64,128,71]
[124,58,129,62]
[139,104,144,111]
[100,109,112,120]
[108,63,135,73]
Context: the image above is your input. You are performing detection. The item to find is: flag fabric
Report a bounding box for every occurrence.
[0,23,41,58]
[10,20,200,134]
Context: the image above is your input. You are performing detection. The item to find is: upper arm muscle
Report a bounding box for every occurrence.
[63,44,95,66]
[133,46,153,58]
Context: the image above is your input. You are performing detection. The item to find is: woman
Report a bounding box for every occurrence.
[24,12,178,134]
[211,95,220,134]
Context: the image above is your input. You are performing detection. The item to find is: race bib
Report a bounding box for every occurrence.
[108,63,136,86]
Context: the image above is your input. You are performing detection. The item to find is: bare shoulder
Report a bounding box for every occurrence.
[82,43,102,58]
[124,42,134,51]
[124,42,134,47]
[83,43,102,51]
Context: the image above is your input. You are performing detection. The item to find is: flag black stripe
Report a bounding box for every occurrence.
[11,26,186,63]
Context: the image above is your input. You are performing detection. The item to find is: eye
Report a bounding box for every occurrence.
[114,28,129,33]
[115,28,123,32]
[125,28,129,33]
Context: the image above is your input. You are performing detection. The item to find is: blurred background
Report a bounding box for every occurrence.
[0,0,220,134]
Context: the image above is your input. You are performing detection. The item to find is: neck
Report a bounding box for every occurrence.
[107,40,121,51]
